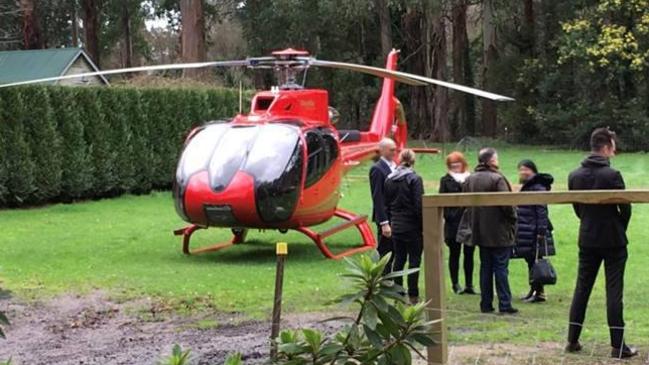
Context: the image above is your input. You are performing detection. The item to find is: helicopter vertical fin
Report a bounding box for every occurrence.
[368,49,399,139]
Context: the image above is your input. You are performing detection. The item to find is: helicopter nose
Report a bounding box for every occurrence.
[182,170,259,227]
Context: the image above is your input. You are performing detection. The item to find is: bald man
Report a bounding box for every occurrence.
[370,138,397,274]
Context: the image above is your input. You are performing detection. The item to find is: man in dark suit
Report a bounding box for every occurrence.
[370,138,397,273]
[566,128,637,359]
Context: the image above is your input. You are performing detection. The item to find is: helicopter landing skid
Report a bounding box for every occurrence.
[295,208,377,260]
[174,225,248,255]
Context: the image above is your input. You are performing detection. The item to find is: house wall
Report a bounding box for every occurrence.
[59,57,106,86]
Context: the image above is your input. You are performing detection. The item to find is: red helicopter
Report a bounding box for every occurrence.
[1,48,513,259]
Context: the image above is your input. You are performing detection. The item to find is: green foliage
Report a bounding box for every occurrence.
[224,254,436,364]
[0,85,247,207]
[21,87,63,204]
[0,89,35,206]
[159,344,191,365]
[49,88,93,201]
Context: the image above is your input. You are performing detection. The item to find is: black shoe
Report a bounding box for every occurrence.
[480,307,495,314]
[452,283,463,294]
[611,345,638,359]
[520,289,534,301]
[499,307,519,315]
[565,342,582,353]
[529,294,546,303]
[461,286,478,295]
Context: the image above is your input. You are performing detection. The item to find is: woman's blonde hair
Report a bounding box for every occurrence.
[400,149,416,167]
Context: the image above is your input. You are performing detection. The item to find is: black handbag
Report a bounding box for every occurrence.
[530,237,557,286]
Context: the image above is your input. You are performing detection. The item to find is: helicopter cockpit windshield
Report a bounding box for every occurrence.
[175,123,304,224]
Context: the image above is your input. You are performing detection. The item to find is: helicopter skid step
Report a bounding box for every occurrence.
[295,208,377,260]
[174,225,248,255]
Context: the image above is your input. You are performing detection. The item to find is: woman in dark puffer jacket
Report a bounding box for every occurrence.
[513,159,556,303]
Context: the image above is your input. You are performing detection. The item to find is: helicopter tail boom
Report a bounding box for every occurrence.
[368,49,399,140]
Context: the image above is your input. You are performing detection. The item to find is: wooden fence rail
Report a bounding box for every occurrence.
[422,190,649,365]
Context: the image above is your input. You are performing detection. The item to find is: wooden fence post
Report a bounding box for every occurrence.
[423,206,448,365]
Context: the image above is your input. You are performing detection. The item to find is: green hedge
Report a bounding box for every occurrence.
[0,85,249,207]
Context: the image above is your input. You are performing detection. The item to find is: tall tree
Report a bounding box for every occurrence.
[121,0,133,68]
[450,0,475,137]
[375,0,392,59]
[81,0,101,65]
[401,2,449,141]
[481,0,499,137]
[19,0,43,49]
[180,0,206,78]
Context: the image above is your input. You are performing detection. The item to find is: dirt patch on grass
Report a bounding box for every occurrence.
[0,292,340,365]
[1,293,647,365]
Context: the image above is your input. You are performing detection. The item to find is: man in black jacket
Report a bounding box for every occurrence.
[370,138,397,273]
[566,128,637,359]
[464,148,518,315]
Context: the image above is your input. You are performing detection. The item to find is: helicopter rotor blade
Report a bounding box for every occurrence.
[306,59,427,87]
[0,60,251,88]
[308,58,514,101]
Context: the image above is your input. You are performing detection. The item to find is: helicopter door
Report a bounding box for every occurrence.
[304,128,339,188]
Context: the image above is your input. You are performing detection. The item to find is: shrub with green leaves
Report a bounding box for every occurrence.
[222,253,436,365]
[0,310,8,340]
[0,85,248,207]
[159,344,191,365]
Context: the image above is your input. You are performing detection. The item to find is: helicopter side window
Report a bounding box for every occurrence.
[305,129,338,188]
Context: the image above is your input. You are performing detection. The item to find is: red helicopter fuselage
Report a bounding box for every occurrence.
[173,50,428,258]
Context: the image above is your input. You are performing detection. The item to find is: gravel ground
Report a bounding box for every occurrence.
[0,292,339,365]
[2,292,644,365]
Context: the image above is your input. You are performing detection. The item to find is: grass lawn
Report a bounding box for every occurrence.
[1,145,649,349]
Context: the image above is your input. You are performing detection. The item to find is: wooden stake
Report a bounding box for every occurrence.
[423,207,448,365]
[270,242,288,360]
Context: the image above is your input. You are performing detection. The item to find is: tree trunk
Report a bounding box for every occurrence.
[81,0,100,66]
[401,3,449,142]
[450,0,475,137]
[121,1,133,69]
[375,0,392,60]
[71,4,79,47]
[482,0,498,137]
[428,11,449,142]
[19,0,43,49]
[523,0,535,57]
[180,0,207,79]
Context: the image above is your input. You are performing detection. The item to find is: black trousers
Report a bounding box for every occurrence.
[446,239,475,288]
[568,246,628,348]
[392,230,423,297]
[376,224,394,275]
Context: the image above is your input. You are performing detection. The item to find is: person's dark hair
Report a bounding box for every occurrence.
[590,127,616,152]
[478,147,497,165]
[517,159,538,174]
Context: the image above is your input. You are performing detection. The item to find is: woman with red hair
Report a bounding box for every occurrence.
[439,151,476,294]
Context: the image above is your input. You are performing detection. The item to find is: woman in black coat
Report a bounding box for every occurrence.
[384,149,424,305]
[513,160,556,303]
[439,152,476,295]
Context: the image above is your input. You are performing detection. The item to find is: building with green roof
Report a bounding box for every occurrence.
[0,48,109,86]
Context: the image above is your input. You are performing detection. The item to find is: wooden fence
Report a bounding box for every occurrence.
[422,190,649,365]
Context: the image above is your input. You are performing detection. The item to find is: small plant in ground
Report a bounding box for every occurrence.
[159,344,191,365]
[225,253,436,364]
[0,310,8,339]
